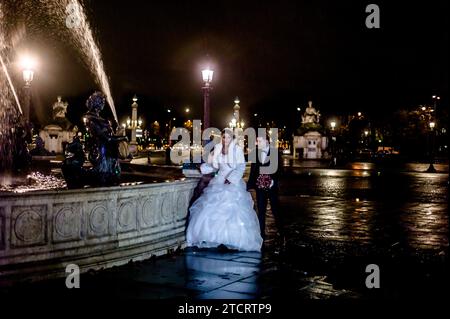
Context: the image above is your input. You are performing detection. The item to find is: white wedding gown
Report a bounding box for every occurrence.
[186,141,263,252]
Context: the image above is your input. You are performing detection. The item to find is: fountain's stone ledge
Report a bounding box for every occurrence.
[0,178,199,286]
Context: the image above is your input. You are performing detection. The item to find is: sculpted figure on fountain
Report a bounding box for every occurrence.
[62,91,127,188]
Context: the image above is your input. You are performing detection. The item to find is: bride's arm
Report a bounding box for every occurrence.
[200,148,218,175]
[225,146,246,185]
[200,163,215,175]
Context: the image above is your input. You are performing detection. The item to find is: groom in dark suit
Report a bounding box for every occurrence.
[247,131,285,243]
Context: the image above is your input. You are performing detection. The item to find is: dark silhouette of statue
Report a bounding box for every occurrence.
[12,121,32,172]
[30,136,50,156]
[61,136,85,188]
[62,91,127,188]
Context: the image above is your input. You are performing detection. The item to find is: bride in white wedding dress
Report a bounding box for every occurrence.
[186,129,263,252]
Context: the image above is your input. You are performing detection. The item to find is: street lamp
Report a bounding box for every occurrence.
[363,130,370,148]
[22,68,34,86]
[329,121,337,166]
[19,55,37,124]
[426,95,440,173]
[201,67,214,130]
[427,121,436,172]
[431,95,440,123]
[429,121,435,130]
[330,121,336,131]
[20,55,36,86]
[202,68,214,84]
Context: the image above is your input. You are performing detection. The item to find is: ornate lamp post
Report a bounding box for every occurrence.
[432,95,440,112]
[364,130,369,147]
[20,55,37,125]
[233,97,240,123]
[124,95,142,155]
[427,121,436,172]
[329,121,337,167]
[426,95,440,173]
[131,95,138,145]
[201,67,214,130]
[229,97,245,129]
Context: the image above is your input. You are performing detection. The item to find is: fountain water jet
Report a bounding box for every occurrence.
[1,0,117,122]
[52,0,118,123]
[0,4,23,172]
[0,54,22,115]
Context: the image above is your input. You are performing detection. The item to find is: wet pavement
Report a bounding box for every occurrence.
[1,161,448,300]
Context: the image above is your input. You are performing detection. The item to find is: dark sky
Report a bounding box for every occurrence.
[15,0,449,129]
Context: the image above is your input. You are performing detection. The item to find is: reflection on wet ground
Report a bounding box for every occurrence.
[276,166,448,299]
[1,165,448,300]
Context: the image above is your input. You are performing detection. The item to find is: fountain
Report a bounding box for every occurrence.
[0,1,198,286]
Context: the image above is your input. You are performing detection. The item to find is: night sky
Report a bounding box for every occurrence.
[15,0,449,129]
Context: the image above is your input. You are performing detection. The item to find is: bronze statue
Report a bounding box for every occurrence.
[62,91,127,188]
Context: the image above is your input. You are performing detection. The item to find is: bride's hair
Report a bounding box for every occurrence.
[221,128,234,138]
[221,128,234,155]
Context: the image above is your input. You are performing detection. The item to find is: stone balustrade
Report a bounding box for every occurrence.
[0,178,198,286]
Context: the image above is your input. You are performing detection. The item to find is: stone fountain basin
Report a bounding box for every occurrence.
[0,174,198,286]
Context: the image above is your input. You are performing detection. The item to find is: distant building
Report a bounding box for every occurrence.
[292,101,328,159]
[38,96,77,154]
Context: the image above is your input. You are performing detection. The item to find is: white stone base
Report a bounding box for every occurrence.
[0,178,199,286]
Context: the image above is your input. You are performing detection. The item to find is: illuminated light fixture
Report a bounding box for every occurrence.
[330,121,336,130]
[201,67,214,85]
[20,54,37,86]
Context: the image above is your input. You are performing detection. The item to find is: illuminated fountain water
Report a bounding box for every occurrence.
[0,55,22,116]
[45,0,118,123]
[0,4,22,173]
